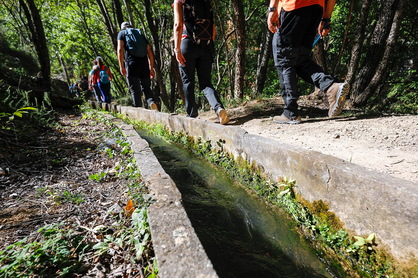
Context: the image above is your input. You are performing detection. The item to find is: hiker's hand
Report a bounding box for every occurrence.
[150,68,155,79]
[318,19,331,37]
[267,11,279,33]
[176,51,186,66]
[120,67,127,77]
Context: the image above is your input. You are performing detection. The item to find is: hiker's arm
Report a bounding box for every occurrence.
[212,24,216,41]
[173,2,186,66]
[318,0,336,37]
[117,39,127,76]
[267,0,280,33]
[147,45,155,79]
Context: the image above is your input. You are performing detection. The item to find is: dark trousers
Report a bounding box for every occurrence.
[98,82,111,103]
[179,37,223,117]
[126,58,158,108]
[126,75,157,108]
[92,85,102,102]
[273,4,334,119]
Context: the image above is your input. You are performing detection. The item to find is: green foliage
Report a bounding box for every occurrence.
[0,224,88,277]
[0,106,38,130]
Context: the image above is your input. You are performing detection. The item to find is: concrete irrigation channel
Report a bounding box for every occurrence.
[93,102,417,277]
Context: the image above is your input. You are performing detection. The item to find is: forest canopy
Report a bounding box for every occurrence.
[1,0,417,114]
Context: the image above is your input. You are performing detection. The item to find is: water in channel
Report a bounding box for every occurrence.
[136,128,346,278]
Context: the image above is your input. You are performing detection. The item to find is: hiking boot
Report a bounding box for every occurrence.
[272,114,301,124]
[326,82,350,118]
[217,108,230,125]
[150,102,159,111]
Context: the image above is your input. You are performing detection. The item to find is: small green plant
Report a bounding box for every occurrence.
[0,106,37,129]
[0,224,89,277]
[89,171,107,181]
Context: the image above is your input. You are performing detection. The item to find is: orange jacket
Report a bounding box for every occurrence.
[279,0,325,12]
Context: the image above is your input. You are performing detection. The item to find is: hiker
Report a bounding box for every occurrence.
[69,82,80,97]
[267,0,349,124]
[89,62,102,102]
[117,22,159,110]
[96,56,113,104]
[173,0,229,125]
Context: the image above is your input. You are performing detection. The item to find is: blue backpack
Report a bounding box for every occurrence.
[99,66,110,84]
[125,28,147,57]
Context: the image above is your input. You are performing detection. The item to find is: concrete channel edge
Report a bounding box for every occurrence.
[98,102,417,267]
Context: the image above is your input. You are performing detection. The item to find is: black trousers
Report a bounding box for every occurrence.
[273,4,334,119]
[126,57,158,108]
[179,37,224,117]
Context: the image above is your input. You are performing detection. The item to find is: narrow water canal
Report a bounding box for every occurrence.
[136,129,345,278]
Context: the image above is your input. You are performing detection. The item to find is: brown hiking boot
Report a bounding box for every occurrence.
[150,102,159,111]
[272,114,301,124]
[326,83,350,118]
[217,108,230,125]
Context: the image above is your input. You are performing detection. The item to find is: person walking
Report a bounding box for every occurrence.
[173,0,229,124]
[89,62,102,102]
[96,56,113,104]
[267,0,349,124]
[117,22,159,110]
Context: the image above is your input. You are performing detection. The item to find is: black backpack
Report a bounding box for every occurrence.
[183,0,213,44]
[125,28,148,57]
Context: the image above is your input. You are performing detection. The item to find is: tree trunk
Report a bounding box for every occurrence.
[350,0,401,106]
[113,0,124,27]
[143,0,171,110]
[352,0,405,106]
[254,30,273,95]
[346,0,372,86]
[19,0,51,91]
[96,0,117,51]
[332,0,354,76]
[231,0,246,99]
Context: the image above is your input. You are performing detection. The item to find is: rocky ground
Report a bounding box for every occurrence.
[199,96,418,184]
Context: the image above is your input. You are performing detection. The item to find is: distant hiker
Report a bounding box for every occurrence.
[96,56,113,104]
[69,82,81,97]
[117,21,159,110]
[173,0,229,125]
[89,62,102,102]
[267,0,349,124]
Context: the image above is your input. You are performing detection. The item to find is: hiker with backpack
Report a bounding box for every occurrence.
[173,0,229,125]
[267,0,349,124]
[96,56,113,104]
[117,22,159,110]
[89,62,102,102]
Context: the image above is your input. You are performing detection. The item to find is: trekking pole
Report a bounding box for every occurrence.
[312,34,322,48]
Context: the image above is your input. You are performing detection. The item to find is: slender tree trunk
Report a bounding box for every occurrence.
[350,0,399,106]
[113,0,124,27]
[143,0,170,110]
[331,0,354,76]
[96,0,117,51]
[254,29,273,95]
[231,0,246,99]
[19,0,51,91]
[122,0,135,27]
[346,0,372,86]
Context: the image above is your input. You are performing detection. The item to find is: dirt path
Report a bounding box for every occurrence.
[199,98,418,183]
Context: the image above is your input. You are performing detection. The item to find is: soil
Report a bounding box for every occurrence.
[0,111,153,276]
[199,96,418,184]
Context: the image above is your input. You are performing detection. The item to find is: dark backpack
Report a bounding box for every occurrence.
[125,28,148,57]
[99,66,110,84]
[183,0,213,44]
